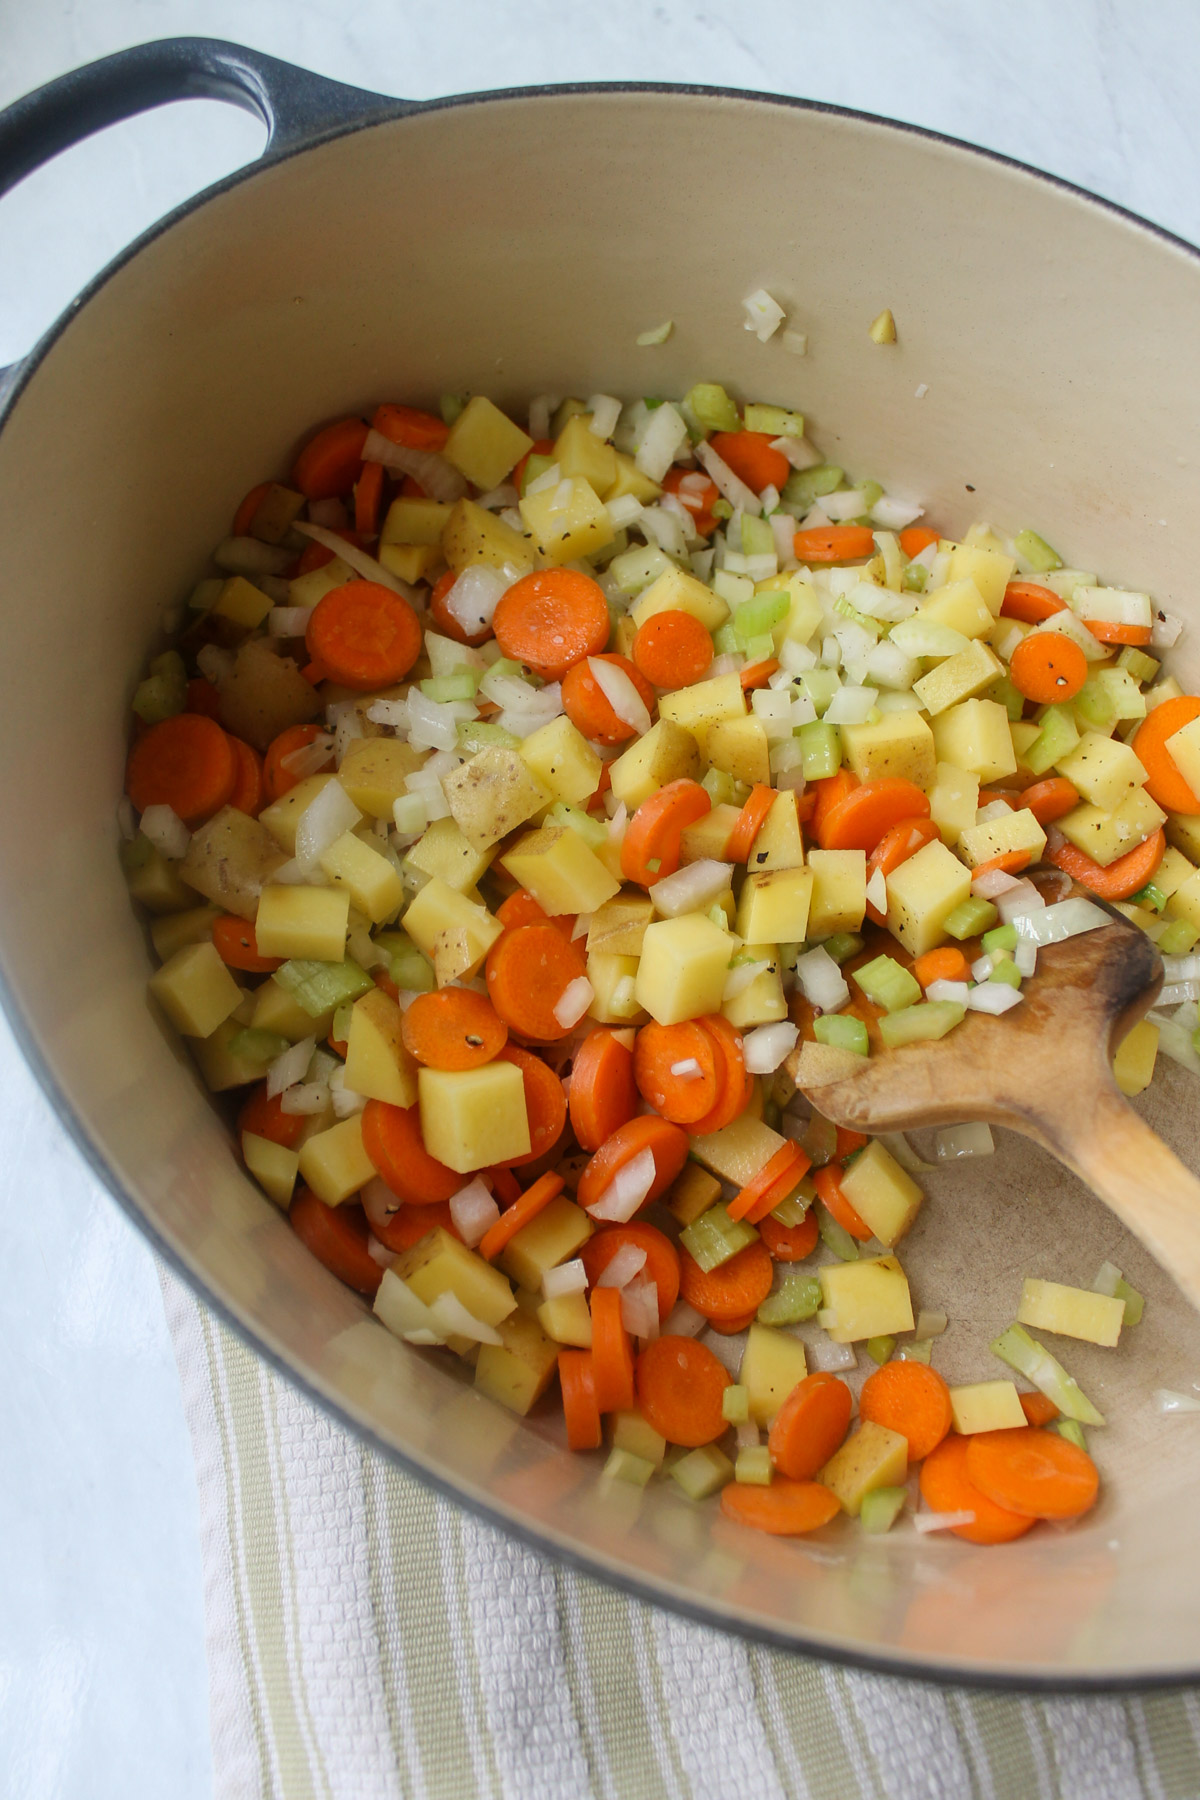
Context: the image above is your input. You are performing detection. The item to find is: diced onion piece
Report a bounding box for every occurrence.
[294,521,419,600]
[696,440,762,516]
[735,1420,761,1450]
[1152,612,1184,653]
[925,979,970,1006]
[374,1270,443,1342]
[362,428,468,503]
[891,618,970,659]
[403,768,451,823]
[820,489,870,523]
[367,1234,398,1269]
[996,879,1049,923]
[606,494,644,531]
[1091,1261,1122,1298]
[267,1035,317,1100]
[1011,896,1110,946]
[367,697,411,731]
[587,394,622,439]
[723,959,771,1001]
[1154,1389,1200,1415]
[308,497,349,529]
[213,536,293,577]
[473,484,518,512]
[805,1337,857,1373]
[596,1244,648,1289]
[1072,586,1152,629]
[878,1131,935,1173]
[635,321,673,347]
[915,1310,948,1341]
[934,1123,995,1160]
[553,977,594,1030]
[269,606,312,637]
[743,288,786,341]
[794,946,851,1013]
[823,686,878,725]
[408,688,477,752]
[427,1292,503,1346]
[771,435,821,469]
[329,1067,367,1119]
[635,403,689,482]
[621,1273,661,1340]
[588,656,652,736]
[279,1082,331,1115]
[914,1510,976,1533]
[528,395,557,438]
[444,566,510,637]
[965,983,1024,1015]
[449,1177,500,1248]
[197,644,235,685]
[870,495,924,530]
[571,912,592,942]
[743,1022,800,1075]
[662,1301,707,1338]
[543,1258,588,1300]
[670,1058,703,1080]
[971,955,994,983]
[1014,938,1038,978]
[865,867,888,914]
[139,803,191,860]
[1158,981,1200,1006]
[971,868,1022,899]
[649,858,732,918]
[587,1145,657,1221]
[294,777,362,873]
[282,731,336,777]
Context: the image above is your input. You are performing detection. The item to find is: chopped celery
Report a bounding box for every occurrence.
[274,958,374,1017]
[440,392,468,426]
[895,1340,932,1364]
[782,464,843,514]
[711,497,733,521]
[757,1271,822,1326]
[815,1202,859,1262]
[989,959,1022,990]
[943,897,999,941]
[603,1447,656,1488]
[1053,1419,1088,1452]
[860,1486,907,1534]
[982,924,1018,954]
[1115,1277,1145,1326]
[679,1203,759,1273]
[857,480,884,512]
[771,1181,814,1228]
[133,650,188,723]
[1130,881,1167,913]
[833,595,880,635]
[646,857,661,875]
[801,1114,839,1167]
[227,1027,290,1065]
[903,562,929,594]
[990,1323,1106,1426]
[1024,703,1080,777]
[1158,919,1200,955]
[1014,528,1063,573]
[701,766,741,807]
[797,669,842,717]
[866,1335,896,1365]
[684,383,740,434]
[331,1002,355,1045]
[814,1014,869,1056]
[713,623,740,656]
[741,514,775,558]
[744,403,804,437]
[798,718,842,777]
[990,674,1025,723]
[735,1446,773,1486]
[372,931,435,993]
[821,931,865,965]
[854,954,922,1014]
[545,801,608,849]
[878,1001,966,1047]
[1074,673,1118,731]
[721,1384,750,1425]
[671,1444,735,1500]
[734,584,788,638]
[1116,645,1160,685]
[458,720,521,754]
[740,633,776,662]
[421,668,481,703]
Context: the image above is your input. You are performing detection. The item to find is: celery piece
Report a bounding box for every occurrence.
[866,1335,896,1365]
[480,656,526,688]
[815,1202,859,1262]
[814,1014,869,1056]
[990,674,1025,723]
[1025,703,1081,777]
[797,670,842,718]
[1074,674,1118,731]
[274,958,374,1017]
[860,1485,907,1534]
[1158,920,1200,955]
[990,1323,1106,1426]
[943,897,999,941]
[741,633,776,663]
[685,383,741,434]
[458,720,521,754]
[646,858,662,875]
[782,464,843,514]
[545,801,608,850]
[744,403,804,438]
[701,766,740,808]
[833,595,880,636]
[757,1271,822,1326]
[331,1002,355,1045]
[878,1002,966,1048]
[440,393,468,427]
[1116,645,1161,685]
[735,591,789,641]
[821,931,865,966]
[520,452,556,497]
[227,1027,290,1065]
[603,1447,656,1488]
[1052,1419,1088,1453]
[798,718,842,779]
[721,1384,750,1425]
[989,959,1022,990]
[372,931,435,994]
[982,924,1018,954]
[421,668,481,703]
[802,1114,839,1167]
[741,514,775,558]
[858,480,884,513]
[712,497,733,521]
[188,577,222,614]
[713,623,739,656]
[1130,881,1167,913]
[855,954,922,1014]
[1014,529,1063,573]
[771,1179,814,1227]
[902,562,929,594]
[735,1447,773,1486]
[133,650,188,724]
[680,1203,759,1273]
[672,1444,735,1500]
[895,1340,932,1364]
[1115,1278,1145,1326]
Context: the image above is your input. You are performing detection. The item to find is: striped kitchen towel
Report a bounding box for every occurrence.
[161,1268,1200,1800]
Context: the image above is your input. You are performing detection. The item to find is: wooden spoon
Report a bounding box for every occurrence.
[786,909,1200,1310]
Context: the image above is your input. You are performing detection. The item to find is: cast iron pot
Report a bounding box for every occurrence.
[2,37,1199,1687]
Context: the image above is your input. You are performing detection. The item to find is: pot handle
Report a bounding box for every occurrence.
[0,35,404,200]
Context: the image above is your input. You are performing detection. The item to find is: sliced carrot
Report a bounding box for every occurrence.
[485,924,588,1043]
[621,778,711,886]
[859,1361,953,1462]
[708,430,790,495]
[768,1372,853,1478]
[569,1029,638,1152]
[679,1239,774,1323]
[728,1142,811,1225]
[1045,827,1165,902]
[1001,581,1065,624]
[725,783,777,864]
[793,525,876,564]
[965,1426,1099,1520]
[865,815,939,922]
[559,1350,602,1450]
[498,1044,569,1167]
[479,1172,564,1261]
[354,459,385,535]
[291,417,369,500]
[301,657,331,687]
[1019,1391,1060,1427]
[489,1166,522,1207]
[1022,777,1080,826]
[636,1335,731,1446]
[577,1116,690,1214]
[707,1308,759,1335]
[289,1190,381,1295]
[834,1127,869,1159]
[561,653,654,745]
[1132,696,1200,815]
[810,769,859,847]
[899,526,940,558]
[739,658,780,691]
[1085,619,1153,647]
[238,1082,305,1150]
[428,570,492,648]
[212,915,282,974]
[306,579,422,690]
[372,402,450,453]
[589,1287,635,1412]
[365,1195,460,1255]
[633,1019,720,1125]
[361,1100,461,1204]
[401,989,508,1070]
[972,849,1032,880]
[262,722,333,804]
[232,481,272,537]
[495,888,577,940]
[581,1223,681,1322]
[720,1478,841,1536]
[812,1165,872,1240]
[911,946,971,989]
[492,569,610,680]
[126,712,238,824]
[688,1015,751,1136]
[820,778,932,854]
[632,610,713,689]
[294,541,336,576]
[186,677,222,720]
[1009,632,1088,705]
[918,1434,1034,1545]
[759,1208,819,1261]
[226,735,264,816]
[662,466,722,536]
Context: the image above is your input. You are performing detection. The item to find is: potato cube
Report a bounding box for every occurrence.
[499,1194,594,1290]
[396,1227,517,1327]
[948,1380,1026,1434]
[680,805,741,864]
[840,1141,923,1247]
[664,1161,722,1226]
[1017,1278,1124,1347]
[819,1255,914,1343]
[520,477,614,564]
[1162,718,1200,804]
[1114,1019,1159,1097]
[404,817,494,893]
[242,1132,300,1208]
[884,839,971,955]
[1057,788,1166,867]
[635,914,732,1024]
[554,413,618,495]
[122,835,197,914]
[337,738,423,818]
[631,564,730,633]
[586,952,645,1023]
[912,640,1004,717]
[215,639,322,753]
[192,1016,271,1092]
[657,674,746,745]
[739,1323,807,1425]
[771,576,824,647]
[442,747,549,852]
[819,1421,907,1516]
[1055,732,1147,812]
[1151,845,1195,899]
[608,719,700,811]
[1010,720,1042,782]
[444,395,533,491]
[610,1409,667,1466]
[519,714,603,806]
[252,976,334,1043]
[722,954,786,1027]
[181,806,287,920]
[501,826,620,915]
[1167,814,1200,863]
[917,578,994,640]
[943,541,1015,615]
[690,1113,787,1187]
[441,497,536,575]
[319,830,405,924]
[381,496,452,546]
[585,895,652,956]
[957,807,1047,870]
[342,988,418,1108]
[536,1290,593,1348]
[297,1114,376,1205]
[402,878,502,985]
[807,849,867,937]
[475,1309,559,1416]
[931,699,1017,783]
[927,762,979,846]
[702,716,772,788]
[604,450,662,505]
[150,904,220,962]
[149,941,243,1038]
[749,790,805,870]
[213,574,273,629]
[255,885,349,962]
[258,773,340,854]
[380,544,440,583]
[840,714,936,789]
[736,868,814,944]
[289,553,355,610]
[418,1062,530,1173]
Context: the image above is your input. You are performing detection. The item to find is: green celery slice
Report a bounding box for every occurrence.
[721,1385,750,1425]
[866,1335,896,1365]
[757,1271,822,1326]
[854,954,922,1014]
[672,1445,735,1500]
[1014,529,1063,572]
[815,1202,859,1262]
[735,1446,773,1486]
[878,1002,965,1048]
[797,718,841,778]
[991,1323,1106,1426]
[942,897,999,941]
[861,1485,907,1534]
[820,931,864,965]
[227,1027,290,1064]
[372,931,436,993]
[679,1203,759,1273]
[684,383,740,434]
[274,958,374,1017]
[814,1014,869,1056]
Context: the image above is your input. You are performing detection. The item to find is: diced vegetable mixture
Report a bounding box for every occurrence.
[125,379,1196,1543]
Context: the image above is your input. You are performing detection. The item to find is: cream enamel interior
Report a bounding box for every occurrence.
[3,88,1200,1682]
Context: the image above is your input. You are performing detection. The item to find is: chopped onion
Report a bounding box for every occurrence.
[742,287,785,341]
[996,880,1050,924]
[139,803,190,860]
[267,606,309,638]
[449,1177,500,1248]
[367,697,411,731]
[1163,954,1200,984]
[606,494,644,532]
[865,866,888,915]
[743,1022,800,1075]
[587,1145,657,1221]
[1152,612,1184,653]
[975,799,1014,826]
[806,1337,857,1373]
[213,536,293,577]
[870,494,924,530]
[597,1244,648,1289]
[333,707,364,765]
[879,1131,934,1174]
[662,1301,707,1338]
[295,521,420,601]
[696,440,762,516]
[820,489,870,523]
[670,1058,703,1081]
[1091,1261,1122,1298]
[607,801,628,843]
[971,955,994,984]
[542,1258,588,1300]
[1158,981,1200,1006]
[474,484,519,512]
[294,777,361,873]
[329,1067,366,1119]
[267,1035,316,1099]
[374,1270,441,1343]
[279,1081,331,1115]
[934,1123,994,1160]
[794,946,851,1013]
[1011,896,1109,946]
[367,1234,398,1270]
[915,1311,948,1341]
[891,618,970,659]
[914,1510,975,1534]
[362,428,468,503]
[649,858,732,918]
[528,395,557,438]
[571,912,592,942]
[771,434,820,470]
[823,685,878,725]
[552,978,594,1030]
[1014,938,1038,978]
[197,643,234,685]
[427,1292,503,1346]
[1154,1389,1200,1415]
[588,657,652,736]
[308,497,349,529]
[966,982,1024,1015]
[925,979,970,1006]
[735,1420,761,1450]
[281,732,335,779]
[403,768,451,822]
[408,688,476,752]
[444,565,511,637]
[635,403,689,482]
[723,959,771,1001]
[770,512,799,569]
[587,394,622,439]
[971,867,1022,900]
[620,1274,661,1340]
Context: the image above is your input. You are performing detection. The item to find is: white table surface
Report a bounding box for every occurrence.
[3,4,1200,1793]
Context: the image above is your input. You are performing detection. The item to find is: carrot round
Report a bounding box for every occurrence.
[1045,827,1165,902]
[1009,632,1088,705]
[636,1335,731,1446]
[859,1361,953,1462]
[739,658,780,691]
[498,1044,569,1167]
[559,1350,602,1451]
[632,610,713,689]
[1085,619,1152,647]
[662,467,721,536]
[289,1190,382,1295]
[679,1239,773,1324]
[966,1426,1099,1520]
[366,1196,460,1255]
[262,722,333,804]
[569,1029,638,1152]
[485,923,588,1042]
[1001,581,1065,624]
[688,1015,751,1136]
[226,735,264,816]
[708,430,791,495]
[810,768,859,847]
[633,1019,720,1125]
[401,989,508,1070]
[728,1143,811,1226]
[305,579,422,690]
[238,1082,305,1150]
[213,915,282,974]
[1132,696,1200,814]
[372,402,450,453]
[707,1307,759,1335]
[725,783,777,864]
[589,1287,635,1413]
[918,1434,1034,1545]
[768,1372,853,1478]
[577,1115,690,1214]
[233,481,271,537]
[834,1126,869,1159]
[1020,1391,1059,1427]
[720,1478,841,1536]
[759,1208,819,1260]
[581,1222,681,1322]
[479,1172,564,1262]
[561,653,654,745]
[291,416,369,500]
[819,778,932,854]
[361,1100,461,1204]
[911,946,971,989]
[126,712,239,824]
[1021,777,1079,826]
[492,569,610,680]
[793,525,876,564]
[899,526,940,558]
[429,570,492,648]
[494,888,576,937]
[812,1164,872,1240]
[865,815,939,921]
[621,778,711,886]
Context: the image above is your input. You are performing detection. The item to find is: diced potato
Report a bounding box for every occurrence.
[943,541,1015,615]
[807,849,867,937]
[500,1193,594,1290]
[912,640,1004,717]
[255,885,350,962]
[1167,716,1200,796]
[122,836,197,915]
[149,941,243,1038]
[770,575,824,648]
[586,952,645,1023]
[840,1141,923,1247]
[418,1062,530,1172]
[1146,677,1186,712]
[948,1380,1026,1434]
[396,1226,517,1327]
[342,988,418,1107]
[381,496,452,546]
[192,1015,271,1091]
[722,953,786,1027]
[402,878,503,985]
[245,483,306,545]
[635,914,732,1024]
[213,574,273,629]
[631,564,730,633]
[884,839,972,955]
[404,817,494,893]
[749,790,805,870]
[242,1132,300,1207]
[690,1113,787,1187]
[444,395,533,490]
[442,497,536,576]
[665,1161,722,1226]
[442,747,549,852]
[1056,732,1148,813]
[819,1256,914,1343]
[840,714,936,789]
[289,553,355,610]
[680,805,740,864]
[1167,813,1200,864]
[657,674,746,745]
[584,896,651,958]
[1009,720,1042,784]
[604,450,662,504]
[819,1421,907,1516]
[150,904,220,962]
[704,717,772,788]
[917,578,994,640]
[337,738,423,818]
[319,831,405,924]
[736,868,814,944]
[927,762,979,847]
[252,976,335,1043]
[181,806,287,920]
[1017,1278,1124,1348]
[610,1409,667,1466]
[608,718,701,811]
[297,1115,376,1205]
[931,699,1017,783]
[1114,1019,1159,1097]
[501,826,621,915]
[216,639,322,753]
[1151,845,1195,899]
[1057,788,1166,868]
[957,807,1047,870]
[475,1309,559,1416]
[379,543,441,583]
[739,1323,807,1425]
[554,413,618,495]
[520,476,614,563]
[537,1290,593,1348]
[519,714,603,806]
[259,773,339,854]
